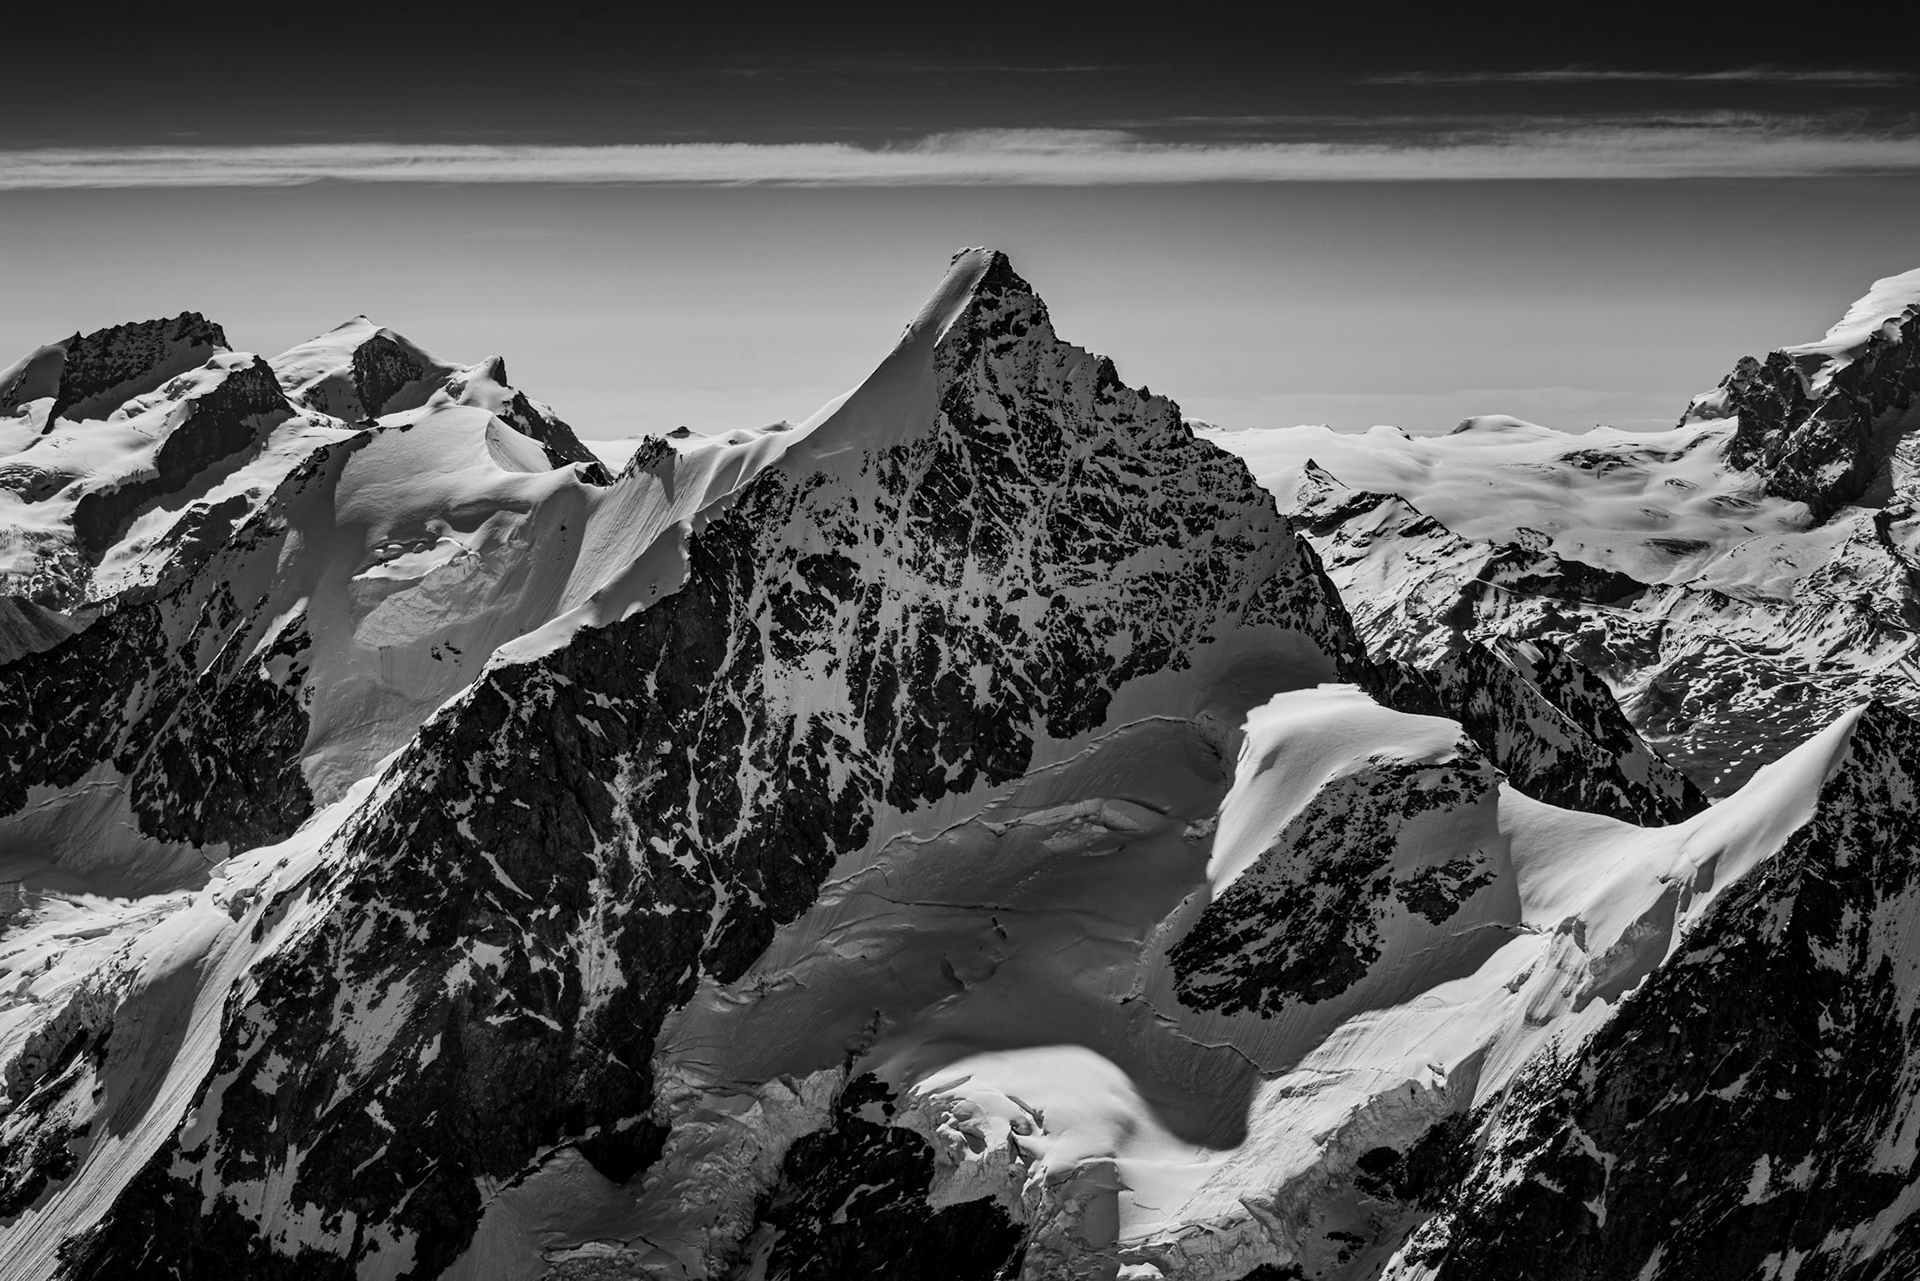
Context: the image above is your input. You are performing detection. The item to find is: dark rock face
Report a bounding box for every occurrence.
[1284,468,1797,800]
[125,606,315,849]
[44,313,229,424]
[1170,735,1499,1017]
[491,388,614,483]
[1715,305,1920,520]
[0,448,325,855]
[1718,352,1814,469]
[1372,637,1706,825]
[0,970,124,1222]
[614,433,674,478]
[0,1092,89,1220]
[1399,701,1920,1281]
[348,331,428,419]
[753,1075,1026,1281]
[71,356,291,557]
[0,602,165,819]
[1470,545,1650,612]
[19,258,1920,1281]
[61,253,1360,1276]
[0,597,80,665]
[1354,1113,1479,1213]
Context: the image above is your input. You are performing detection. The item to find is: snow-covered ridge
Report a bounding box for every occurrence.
[1382,698,1920,1281]
[1782,265,1920,369]
[1205,269,1920,796]
[0,251,1916,1281]
[0,247,1368,1278]
[0,308,735,898]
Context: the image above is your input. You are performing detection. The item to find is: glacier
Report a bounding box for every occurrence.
[0,251,1917,1280]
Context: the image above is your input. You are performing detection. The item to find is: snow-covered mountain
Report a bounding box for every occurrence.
[0,252,1916,1280]
[1207,266,1920,798]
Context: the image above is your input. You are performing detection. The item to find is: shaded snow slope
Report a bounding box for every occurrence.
[3,252,1917,1281]
[5,250,1367,1279]
[1383,699,1920,1281]
[477,682,1861,1281]
[0,315,697,897]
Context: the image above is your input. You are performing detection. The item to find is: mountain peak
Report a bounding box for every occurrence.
[1712,268,1920,519]
[271,317,449,420]
[779,247,1051,468]
[18,254,1920,1281]
[1782,266,1920,367]
[902,246,1030,348]
[4,312,233,424]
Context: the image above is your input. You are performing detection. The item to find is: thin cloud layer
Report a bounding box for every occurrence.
[1367,66,1917,87]
[2,123,1917,188]
[716,58,1109,79]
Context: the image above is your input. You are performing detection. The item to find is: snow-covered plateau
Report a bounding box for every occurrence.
[1,251,1918,1280]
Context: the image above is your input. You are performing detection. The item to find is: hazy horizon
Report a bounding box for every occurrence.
[5,178,1917,439]
[6,3,1917,439]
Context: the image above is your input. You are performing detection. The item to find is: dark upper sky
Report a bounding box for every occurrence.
[8,0,1917,147]
[6,2,1917,440]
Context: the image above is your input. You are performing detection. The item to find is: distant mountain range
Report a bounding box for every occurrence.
[0,250,1916,1281]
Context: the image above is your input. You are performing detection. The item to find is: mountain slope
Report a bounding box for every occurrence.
[1,251,1915,1281]
[1207,269,1920,796]
[0,310,700,897]
[1385,700,1920,1281]
[5,250,1371,1278]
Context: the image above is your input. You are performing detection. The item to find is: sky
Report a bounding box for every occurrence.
[3,1,1918,437]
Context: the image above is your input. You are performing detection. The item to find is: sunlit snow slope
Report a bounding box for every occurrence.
[0,252,1915,1281]
[1206,267,1920,795]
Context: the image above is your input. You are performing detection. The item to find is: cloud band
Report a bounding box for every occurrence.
[1364,67,1916,87]
[2,124,1917,189]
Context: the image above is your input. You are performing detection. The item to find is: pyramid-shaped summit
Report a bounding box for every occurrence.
[6,248,1376,1278]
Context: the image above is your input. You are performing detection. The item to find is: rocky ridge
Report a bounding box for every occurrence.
[0,313,230,426]
[1708,268,1920,518]
[0,252,1912,1281]
[1384,700,1920,1281]
[2,250,1385,1277]
[1209,269,1920,797]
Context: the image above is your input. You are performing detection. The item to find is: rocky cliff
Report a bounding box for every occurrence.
[2,253,1918,1281]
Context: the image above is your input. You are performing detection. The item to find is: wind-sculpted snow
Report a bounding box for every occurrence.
[599,679,1859,1281]
[1711,267,1920,519]
[275,319,613,481]
[68,356,292,558]
[6,313,230,426]
[0,352,311,611]
[33,250,1362,1277]
[0,312,697,897]
[274,318,450,424]
[1170,735,1499,1016]
[1211,269,1920,795]
[1283,465,1702,821]
[1384,701,1920,1281]
[9,251,1920,1281]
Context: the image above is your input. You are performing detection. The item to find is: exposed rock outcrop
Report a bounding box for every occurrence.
[56,250,1365,1276]
[1711,287,1920,520]
[70,357,291,556]
[1389,701,1920,1281]
[42,313,230,424]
